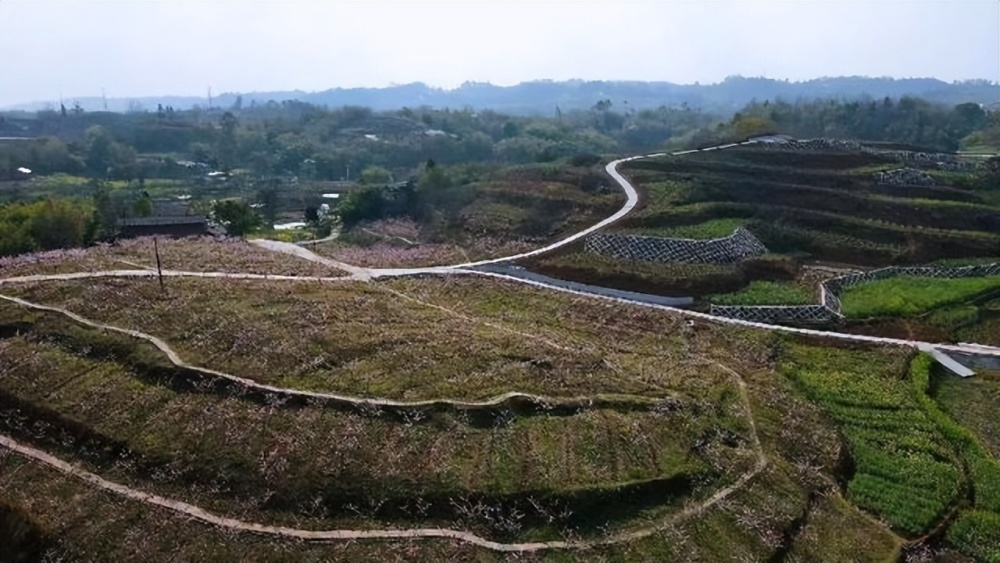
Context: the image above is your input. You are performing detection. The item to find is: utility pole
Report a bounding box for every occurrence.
[102,88,108,111]
[153,237,165,294]
[208,86,213,108]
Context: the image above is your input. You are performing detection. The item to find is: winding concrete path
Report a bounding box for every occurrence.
[237,142,1000,364]
[249,239,371,279]
[3,140,987,551]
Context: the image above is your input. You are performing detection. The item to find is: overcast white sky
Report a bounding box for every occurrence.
[1,0,997,106]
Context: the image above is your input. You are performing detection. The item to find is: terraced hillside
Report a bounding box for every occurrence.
[315,161,624,268]
[1,252,999,560]
[625,148,996,261]
[524,143,1000,341]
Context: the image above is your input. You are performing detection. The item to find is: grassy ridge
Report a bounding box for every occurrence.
[4,275,727,400]
[623,218,748,240]
[0,276,770,544]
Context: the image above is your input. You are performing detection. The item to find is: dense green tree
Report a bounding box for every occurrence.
[132,192,153,217]
[418,163,451,192]
[217,111,239,172]
[211,199,261,237]
[273,133,314,174]
[27,199,89,251]
[89,180,119,239]
[189,142,215,166]
[84,126,114,177]
[108,142,138,181]
[255,184,280,228]
[0,219,35,256]
[337,186,385,227]
[359,165,392,185]
[304,205,320,223]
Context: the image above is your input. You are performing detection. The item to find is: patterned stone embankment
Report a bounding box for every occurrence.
[584,227,767,264]
[875,168,936,186]
[754,137,979,171]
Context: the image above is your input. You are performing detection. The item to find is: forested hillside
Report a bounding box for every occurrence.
[1,93,997,258]
[5,76,998,114]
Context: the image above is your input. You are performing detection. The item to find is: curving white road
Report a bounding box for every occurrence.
[4,142,998,367]
[442,157,646,269]
[0,140,995,551]
[237,143,1000,369]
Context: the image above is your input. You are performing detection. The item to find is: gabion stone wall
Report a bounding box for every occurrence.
[753,137,978,171]
[876,168,936,186]
[711,263,1000,326]
[585,227,768,264]
[820,283,842,312]
[709,304,841,325]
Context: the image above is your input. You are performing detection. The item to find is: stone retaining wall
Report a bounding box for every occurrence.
[876,168,936,186]
[585,227,767,264]
[708,304,841,325]
[755,137,978,171]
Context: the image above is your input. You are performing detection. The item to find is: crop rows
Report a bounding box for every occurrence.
[0,273,774,550]
[907,355,1000,561]
[708,281,813,307]
[839,276,1000,319]
[0,329,744,542]
[616,147,1000,268]
[778,343,962,536]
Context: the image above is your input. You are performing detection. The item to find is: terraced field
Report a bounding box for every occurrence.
[525,145,1000,342]
[3,144,1000,560]
[2,262,998,560]
[530,146,998,285]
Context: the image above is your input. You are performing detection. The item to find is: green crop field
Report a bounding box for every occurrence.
[708,280,814,306]
[624,218,749,240]
[839,276,1000,319]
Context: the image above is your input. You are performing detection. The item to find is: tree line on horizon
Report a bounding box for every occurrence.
[4,75,997,114]
[0,93,997,257]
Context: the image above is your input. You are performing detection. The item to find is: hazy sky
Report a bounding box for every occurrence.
[1,0,997,106]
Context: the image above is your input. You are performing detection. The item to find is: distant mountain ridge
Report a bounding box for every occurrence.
[5,76,998,115]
